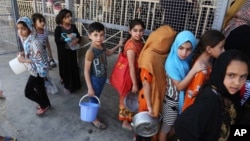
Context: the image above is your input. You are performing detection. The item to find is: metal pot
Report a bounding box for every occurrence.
[131,111,161,137]
[124,92,138,113]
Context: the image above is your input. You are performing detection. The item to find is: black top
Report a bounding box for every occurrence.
[174,85,221,141]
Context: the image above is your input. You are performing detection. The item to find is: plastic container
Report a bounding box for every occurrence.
[79,94,100,122]
[9,57,27,74]
[61,33,80,50]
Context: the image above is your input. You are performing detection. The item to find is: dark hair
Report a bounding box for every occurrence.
[191,30,225,66]
[17,21,31,33]
[31,13,46,28]
[88,22,105,34]
[55,9,72,25]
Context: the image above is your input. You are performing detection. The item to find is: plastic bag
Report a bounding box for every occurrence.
[44,77,58,94]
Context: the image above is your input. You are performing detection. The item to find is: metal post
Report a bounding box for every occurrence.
[212,0,229,31]
[11,0,21,51]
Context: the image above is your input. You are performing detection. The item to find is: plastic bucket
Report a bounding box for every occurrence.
[79,94,100,122]
[9,57,27,74]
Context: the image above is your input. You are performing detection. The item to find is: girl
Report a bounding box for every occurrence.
[16,17,51,115]
[54,9,81,94]
[159,30,205,141]
[31,13,57,69]
[182,30,225,111]
[174,50,249,141]
[136,25,176,141]
[118,19,145,131]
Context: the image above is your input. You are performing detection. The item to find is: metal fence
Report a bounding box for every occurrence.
[0,1,18,55]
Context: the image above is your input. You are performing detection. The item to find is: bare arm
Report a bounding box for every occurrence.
[127,50,138,93]
[142,80,153,116]
[84,49,95,96]
[106,39,124,56]
[172,60,206,91]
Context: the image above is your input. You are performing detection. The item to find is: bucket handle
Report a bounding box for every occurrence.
[79,94,101,107]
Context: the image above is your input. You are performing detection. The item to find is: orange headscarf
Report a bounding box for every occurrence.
[138,25,176,117]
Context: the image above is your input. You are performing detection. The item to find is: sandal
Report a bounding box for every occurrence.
[91,121,107,130]
[36,106,50,115]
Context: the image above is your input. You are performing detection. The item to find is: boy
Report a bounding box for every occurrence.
[84,22,122,129]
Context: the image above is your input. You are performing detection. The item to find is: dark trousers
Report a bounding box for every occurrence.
[25,75,51,109]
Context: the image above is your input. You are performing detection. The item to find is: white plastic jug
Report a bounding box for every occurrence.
[9,57,27,74]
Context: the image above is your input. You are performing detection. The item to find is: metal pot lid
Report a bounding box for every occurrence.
[124,92,138,113]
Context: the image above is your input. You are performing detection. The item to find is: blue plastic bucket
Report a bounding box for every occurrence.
[79,94,100,122]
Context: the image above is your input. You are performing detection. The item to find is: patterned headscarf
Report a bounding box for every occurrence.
[16,16,33,32]
[223,0,250,37]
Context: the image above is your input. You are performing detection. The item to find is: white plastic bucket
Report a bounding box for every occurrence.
[9,57,27,74]
[79,94,100,122]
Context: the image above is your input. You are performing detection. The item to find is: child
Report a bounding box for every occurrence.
[84,22,122,130]
[54,9,81,94]
[182,30,225,111]
[16,17,51,115]
[117,19,145,131]
[174,50,249,141]
[31,13,57,69]
[159,30,205,141]
[136,25,176,141]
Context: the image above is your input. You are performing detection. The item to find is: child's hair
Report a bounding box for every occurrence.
[191,30,225,66]
[55,9,72,25]
[31,13,46,28]
[88,22,105,34]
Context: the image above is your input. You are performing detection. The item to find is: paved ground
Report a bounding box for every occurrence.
[0,35,135,141]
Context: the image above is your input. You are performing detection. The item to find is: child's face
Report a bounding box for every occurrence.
[35,19,45,29]
[88,30,105,47]
[63,13,72,24]
[17,23,30,38]
[177,42,192,60]
[223,60,248,94]
[207,39,225,58]
[129,25,144,41]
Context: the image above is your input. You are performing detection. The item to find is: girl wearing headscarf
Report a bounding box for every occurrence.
[223,0,250,125]
[174,50,249,141]
[136,25,176,141]
[16,17,51,115]
[160,30,203,141]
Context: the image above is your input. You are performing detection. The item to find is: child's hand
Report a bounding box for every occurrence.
[71,38,79,45]
[17,56,25,63]
[67,33,75,39]
[88,88,95,97]
[147,105,154,117]
[118,38,125,47]
[131,84,138,93]
[192,60,207,73]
